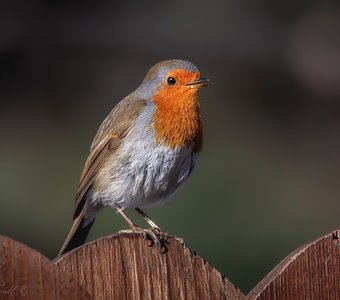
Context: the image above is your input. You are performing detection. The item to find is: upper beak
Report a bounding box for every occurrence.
[185,77,210,88]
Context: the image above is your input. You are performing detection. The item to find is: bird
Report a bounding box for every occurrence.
[58,59,209,257]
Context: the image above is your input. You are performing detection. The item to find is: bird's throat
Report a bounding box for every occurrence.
[152,88,202,152]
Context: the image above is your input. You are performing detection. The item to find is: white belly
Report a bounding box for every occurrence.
[92,139,197,209]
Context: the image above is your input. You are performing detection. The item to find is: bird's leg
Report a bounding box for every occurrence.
[135,208,161,232]
[115,205,167,251]
[115,204,140,232]
[135,208,168,249]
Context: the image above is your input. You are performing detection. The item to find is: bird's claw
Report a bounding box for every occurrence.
[149,226,168,240]
[120,226,169,253]
[142,228,169,253]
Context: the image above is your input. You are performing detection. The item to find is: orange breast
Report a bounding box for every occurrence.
[152,74,202,152]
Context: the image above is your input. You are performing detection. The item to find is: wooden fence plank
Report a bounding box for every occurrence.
[0,235,91,300]
[55,232,245,300]
[4,228,338,299]
[247,228,340,300]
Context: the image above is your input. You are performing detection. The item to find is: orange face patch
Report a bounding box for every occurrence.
[166,69,200,87]
[152,69,203,152]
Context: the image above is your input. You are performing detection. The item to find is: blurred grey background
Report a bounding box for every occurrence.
[1,0,340,293]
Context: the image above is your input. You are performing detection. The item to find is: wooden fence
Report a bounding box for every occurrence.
[0,228,339,299]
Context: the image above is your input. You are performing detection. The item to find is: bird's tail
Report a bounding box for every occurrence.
[57,203,95,257]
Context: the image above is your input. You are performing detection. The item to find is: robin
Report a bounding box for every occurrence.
[58,59,209,256]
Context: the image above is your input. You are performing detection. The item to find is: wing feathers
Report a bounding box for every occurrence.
[73,94,147,218]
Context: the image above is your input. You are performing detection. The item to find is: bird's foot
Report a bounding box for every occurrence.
[149,226,168,242]
[142,227,169,253]
[119,227,169,253]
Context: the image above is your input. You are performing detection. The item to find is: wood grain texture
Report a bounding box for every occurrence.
[55,232,245,300]
[0,235,91,300]
[247,228,340,300]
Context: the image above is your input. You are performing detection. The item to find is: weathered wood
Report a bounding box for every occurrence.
[0,235,91,300]
[247,228,340,300]
[55,232,245,300]
[4,228,339,299]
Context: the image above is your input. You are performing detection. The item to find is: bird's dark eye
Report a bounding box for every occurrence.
[167,77,176,85]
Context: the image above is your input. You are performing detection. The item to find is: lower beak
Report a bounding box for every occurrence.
[185,77,210,88]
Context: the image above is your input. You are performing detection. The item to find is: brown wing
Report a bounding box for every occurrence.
[73,92,147,219]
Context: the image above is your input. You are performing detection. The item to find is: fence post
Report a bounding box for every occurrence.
[0,235,91,300]
[247,229,340,299]
[55,232,245,299]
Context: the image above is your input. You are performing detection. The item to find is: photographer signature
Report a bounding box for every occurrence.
[0,284,27,296]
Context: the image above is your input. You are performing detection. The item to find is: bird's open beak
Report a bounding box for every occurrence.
[185,77,210,88]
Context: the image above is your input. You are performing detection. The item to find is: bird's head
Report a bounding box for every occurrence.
[138,59,208,151]
[138,59,209,100]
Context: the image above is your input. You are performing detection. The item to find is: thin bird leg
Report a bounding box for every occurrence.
[115,204,168,251]
[135,208,168,244]
[135,208,161,231]
[114,204,139,232]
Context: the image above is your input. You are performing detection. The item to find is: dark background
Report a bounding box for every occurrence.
[1,0,340,293]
